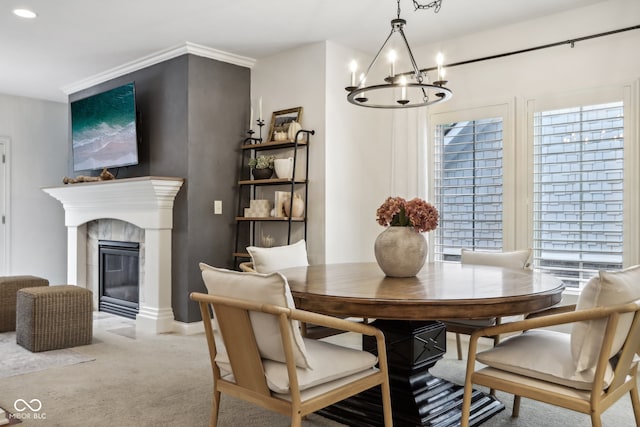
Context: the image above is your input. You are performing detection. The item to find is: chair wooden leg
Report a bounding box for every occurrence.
[456,333,463,360]
[291,414,303,427]
[630,386,640,427]
[210,390,220,427]
[461,334,480,427]
[512,395,520,417]
[381,377,393,427]
[590,413,602,427]
[460,379,473,427]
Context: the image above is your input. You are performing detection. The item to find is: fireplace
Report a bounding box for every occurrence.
[99,240,140,319]
[42,176,184,334]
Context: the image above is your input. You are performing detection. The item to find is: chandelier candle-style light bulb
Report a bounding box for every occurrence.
[349,61,358,87]
[436,52,445,84]
[388,50,397,78]
[355,74,368,103]
[398,76,409,105]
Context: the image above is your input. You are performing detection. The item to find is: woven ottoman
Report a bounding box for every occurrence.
[0,275,49,332]
[16,285,93,352]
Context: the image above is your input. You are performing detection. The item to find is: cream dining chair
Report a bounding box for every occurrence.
[461,265,640,427]
[443,248,532,359]
[193,263,393,427]
[242,239,367,339]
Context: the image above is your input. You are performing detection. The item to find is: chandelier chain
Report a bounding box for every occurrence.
[412,0,442,13]
[398,0,443,20]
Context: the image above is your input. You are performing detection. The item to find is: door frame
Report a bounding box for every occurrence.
[0,136,10,275]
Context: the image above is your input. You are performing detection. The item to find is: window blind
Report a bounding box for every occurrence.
[533,101,624,289]
[434,118,504,261]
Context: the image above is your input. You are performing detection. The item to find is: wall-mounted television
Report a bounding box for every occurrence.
[71,82,139,171]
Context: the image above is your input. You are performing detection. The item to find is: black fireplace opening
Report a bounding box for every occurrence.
[99,240,139,319]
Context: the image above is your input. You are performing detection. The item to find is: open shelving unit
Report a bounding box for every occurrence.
[233,130,313,264]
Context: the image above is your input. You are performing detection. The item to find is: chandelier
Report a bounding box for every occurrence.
[345,0,452,109]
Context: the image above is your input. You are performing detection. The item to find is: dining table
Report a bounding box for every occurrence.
[280,262,565,427]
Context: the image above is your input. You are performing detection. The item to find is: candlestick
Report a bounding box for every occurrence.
[249,107,254,132]
[244,129,258,145]
[258,97,263,121]
[257,119,265,142]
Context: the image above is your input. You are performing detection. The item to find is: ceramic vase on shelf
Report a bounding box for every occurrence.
[374,226,427,277]
[283,193,305,218]
[274,157,293,179]
[287,121,302,141]
[251,167,273,180]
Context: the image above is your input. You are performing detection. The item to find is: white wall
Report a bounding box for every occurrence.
[325,42,394,263]
[0,94,68,283]
[418,0,640,113]
[251,42,327,264]
[252,41,402,264]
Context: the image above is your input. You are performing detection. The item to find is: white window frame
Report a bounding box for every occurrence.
[425,81,639,295]
[427,101,516,258]
[524,83,639,289]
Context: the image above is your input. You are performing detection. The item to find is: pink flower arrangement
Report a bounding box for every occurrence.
[376,196,439,233]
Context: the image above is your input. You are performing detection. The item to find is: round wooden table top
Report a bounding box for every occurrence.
[280,262,565,320]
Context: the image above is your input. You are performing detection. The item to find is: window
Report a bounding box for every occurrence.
[433,117,504,261]
[533,101,624,289]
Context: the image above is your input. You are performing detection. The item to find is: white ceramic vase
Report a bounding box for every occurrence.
[374,226,427,277]
[274,157,294,179]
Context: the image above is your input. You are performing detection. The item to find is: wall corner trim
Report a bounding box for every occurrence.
[60,41,256,96]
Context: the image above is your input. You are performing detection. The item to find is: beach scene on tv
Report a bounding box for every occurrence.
[71,83,138,171]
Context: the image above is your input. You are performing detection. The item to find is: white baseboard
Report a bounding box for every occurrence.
[173,320,204,335]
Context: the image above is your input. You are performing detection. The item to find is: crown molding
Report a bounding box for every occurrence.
[60,42,256,96]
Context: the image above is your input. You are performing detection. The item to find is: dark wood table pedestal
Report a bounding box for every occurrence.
[283,262,563,426]
[319,320,504,427]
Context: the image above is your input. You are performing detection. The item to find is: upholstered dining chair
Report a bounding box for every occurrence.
[460,265,640,427]
[243,239,367,339]
[443,248,532,360]
[193,263,393,427]
[246,239,310,275]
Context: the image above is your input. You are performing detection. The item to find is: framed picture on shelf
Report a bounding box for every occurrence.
[268,107,303,142]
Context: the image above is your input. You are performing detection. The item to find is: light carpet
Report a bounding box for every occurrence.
[0,313,637,426]
[0,332,94,379]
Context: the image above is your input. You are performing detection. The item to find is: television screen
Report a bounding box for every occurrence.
[71,82,139,171]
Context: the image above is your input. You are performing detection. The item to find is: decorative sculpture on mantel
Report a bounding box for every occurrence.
[63,168,115,184]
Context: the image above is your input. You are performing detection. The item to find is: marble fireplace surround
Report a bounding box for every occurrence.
[43,176,184,334]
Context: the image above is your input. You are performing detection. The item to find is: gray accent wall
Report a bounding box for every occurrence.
[69,54,250,323]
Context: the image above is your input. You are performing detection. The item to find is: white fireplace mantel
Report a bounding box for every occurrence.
[43,176,184,334]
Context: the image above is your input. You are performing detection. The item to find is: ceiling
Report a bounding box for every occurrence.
[0,0,606,103]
